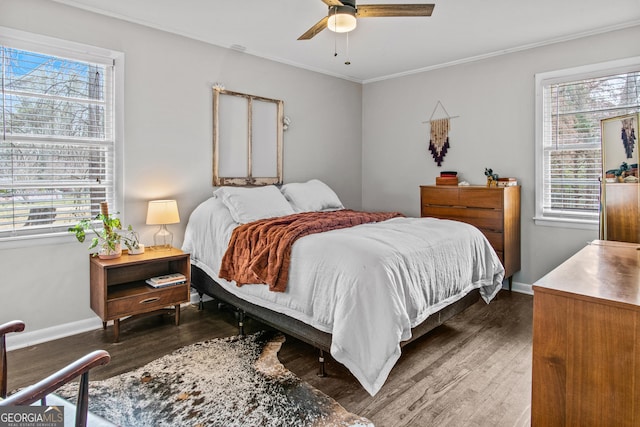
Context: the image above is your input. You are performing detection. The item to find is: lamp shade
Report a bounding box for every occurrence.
[327,6,357,33]
[146,200,180,225]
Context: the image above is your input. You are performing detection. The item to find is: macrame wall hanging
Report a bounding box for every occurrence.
[424,101,458,166]
[621,116,637,158]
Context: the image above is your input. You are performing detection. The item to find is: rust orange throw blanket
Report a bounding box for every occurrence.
[219,210,404,292]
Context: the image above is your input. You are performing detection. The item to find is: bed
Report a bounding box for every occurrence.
[182,181,505,396]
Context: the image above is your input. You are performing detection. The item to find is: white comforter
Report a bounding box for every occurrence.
[183,197,505,396]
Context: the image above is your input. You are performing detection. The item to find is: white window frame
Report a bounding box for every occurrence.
[534,56,640,229]
[0,26,124,248]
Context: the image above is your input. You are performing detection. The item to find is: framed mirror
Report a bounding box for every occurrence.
[213,88,284,186]
[600,112,640,243]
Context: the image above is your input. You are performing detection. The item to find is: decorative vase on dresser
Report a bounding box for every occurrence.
[420,185,521,289]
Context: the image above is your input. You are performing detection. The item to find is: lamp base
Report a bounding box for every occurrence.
[153,225,173,251]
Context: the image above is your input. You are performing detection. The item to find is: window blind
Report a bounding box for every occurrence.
[542,71,640,221]
[0,46,115,238]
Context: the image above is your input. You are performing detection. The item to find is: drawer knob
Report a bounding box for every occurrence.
[140,297,160,304]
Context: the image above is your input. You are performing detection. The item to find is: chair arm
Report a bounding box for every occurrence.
[0,320,25,337]
[1,320,26,398]
[0,350,110,406]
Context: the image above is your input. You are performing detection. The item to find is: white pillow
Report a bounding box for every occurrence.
[280,179,345,212]
[213,185,294,224]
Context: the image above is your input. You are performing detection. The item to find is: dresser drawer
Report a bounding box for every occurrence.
[421,186,460,206]
[421,186,505,210]
[107,284,189,319]
[422,206,504,231]
[457,188,504,209]
[481,230,504,251]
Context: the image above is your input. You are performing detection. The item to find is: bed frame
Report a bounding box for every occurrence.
[191,264,481,374]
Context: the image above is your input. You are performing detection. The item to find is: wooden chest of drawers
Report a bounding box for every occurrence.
[532,241,640,426]
[420,185,521,287]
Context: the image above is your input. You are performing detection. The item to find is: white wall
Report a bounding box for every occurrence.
[0,0,362,336]
[362,25,640,285]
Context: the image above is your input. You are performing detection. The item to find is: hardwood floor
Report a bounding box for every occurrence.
[7,290,532,427]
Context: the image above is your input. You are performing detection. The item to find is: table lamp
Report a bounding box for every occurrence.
[146,199,180,250]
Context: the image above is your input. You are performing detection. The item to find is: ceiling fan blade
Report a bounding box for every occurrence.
[356,4,434,18]
[298,16,329,40]
[322,0,344,6]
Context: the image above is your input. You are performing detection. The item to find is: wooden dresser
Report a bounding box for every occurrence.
[420,185,521,287]
[532,240,640,426]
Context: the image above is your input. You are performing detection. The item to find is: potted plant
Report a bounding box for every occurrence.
[69,202,140,259]
[616,162,630,182]
[123,227,145,255]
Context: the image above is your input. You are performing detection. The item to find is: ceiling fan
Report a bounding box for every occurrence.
[298,0,435,40]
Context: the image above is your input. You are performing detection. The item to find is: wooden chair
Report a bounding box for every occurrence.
[0,320,111,427]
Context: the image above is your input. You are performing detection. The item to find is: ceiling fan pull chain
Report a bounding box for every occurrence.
[345,32,351,65]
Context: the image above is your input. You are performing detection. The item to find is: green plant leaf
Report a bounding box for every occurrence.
[89,237,99,250]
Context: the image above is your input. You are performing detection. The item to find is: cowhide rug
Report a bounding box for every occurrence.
[56,331,371,427]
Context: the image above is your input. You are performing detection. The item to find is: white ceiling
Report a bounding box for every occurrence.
[53,0,640,83]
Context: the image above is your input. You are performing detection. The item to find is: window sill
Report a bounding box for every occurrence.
[533,216,599,231]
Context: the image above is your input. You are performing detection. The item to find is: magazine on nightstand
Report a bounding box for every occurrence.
[146,273,186,288]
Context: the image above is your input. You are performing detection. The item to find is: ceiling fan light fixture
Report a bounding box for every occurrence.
[327,6,357,33]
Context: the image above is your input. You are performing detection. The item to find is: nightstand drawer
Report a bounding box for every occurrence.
[107,284,189,319]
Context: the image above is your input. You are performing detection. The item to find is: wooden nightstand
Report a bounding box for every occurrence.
[89,247,191,342]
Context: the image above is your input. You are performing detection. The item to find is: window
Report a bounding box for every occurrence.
[213,88,284,186]
[0,30,120,241]
[535,58,640,228]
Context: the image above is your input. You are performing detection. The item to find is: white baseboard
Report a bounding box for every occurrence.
[505,281,533,295]
[6,317,103,351]
[7,296,205,351]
